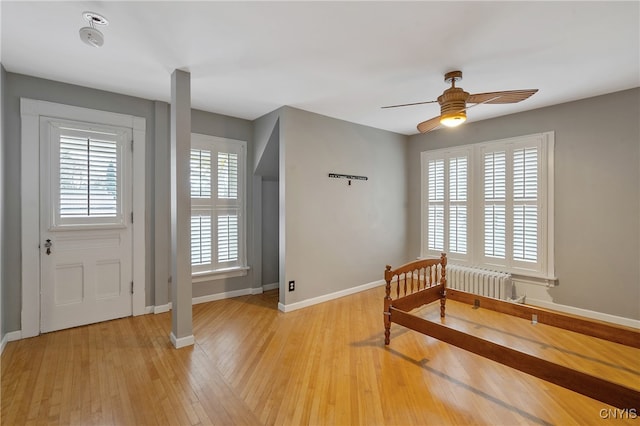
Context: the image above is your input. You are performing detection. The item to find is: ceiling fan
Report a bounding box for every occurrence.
[382,71,538,134]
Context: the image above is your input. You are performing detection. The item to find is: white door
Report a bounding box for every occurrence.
[39,118,133,333]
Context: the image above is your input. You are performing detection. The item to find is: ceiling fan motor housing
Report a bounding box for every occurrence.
[438,87,469,119]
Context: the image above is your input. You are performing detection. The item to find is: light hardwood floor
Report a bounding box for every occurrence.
[2,286,639,425]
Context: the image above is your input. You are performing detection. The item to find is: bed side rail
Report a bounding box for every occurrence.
[390,307,640,410]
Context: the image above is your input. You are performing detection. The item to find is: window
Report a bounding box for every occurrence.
[423,148,470,262]
[422,132,554,278]
[190,134,247,277]
[50,121,129,228]
[59,134,118,217]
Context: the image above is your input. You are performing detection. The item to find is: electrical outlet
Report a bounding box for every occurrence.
[288,280,295,292]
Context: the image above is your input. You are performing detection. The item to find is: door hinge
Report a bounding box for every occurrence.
[131,281,134,294]
[131,140,134,151]
[131,212,134,223]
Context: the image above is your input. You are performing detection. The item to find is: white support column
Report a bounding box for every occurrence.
[154,101,171,309]
[170,69,194,348]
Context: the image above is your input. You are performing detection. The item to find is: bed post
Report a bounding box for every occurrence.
[440,253,447,319]
[384,265,393,345]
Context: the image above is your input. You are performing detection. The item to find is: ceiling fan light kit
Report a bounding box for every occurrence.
[382,70,538,134]
[79,11,108,48]
[440,111,467,127]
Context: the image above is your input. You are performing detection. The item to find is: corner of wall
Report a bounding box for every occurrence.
[252,108,282,173]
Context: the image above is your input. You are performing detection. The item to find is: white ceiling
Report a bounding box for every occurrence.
[2,1,639,135]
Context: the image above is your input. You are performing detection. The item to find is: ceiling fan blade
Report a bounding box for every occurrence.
[467,89,538,104]
[381,100,438,109]
[417,116,442,133]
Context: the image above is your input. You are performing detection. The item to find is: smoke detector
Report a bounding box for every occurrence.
[79,11,108,47]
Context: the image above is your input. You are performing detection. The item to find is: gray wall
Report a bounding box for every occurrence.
[262,179,279,286]
[408,88,640,320]
[254,112,280,287]
[279,107,409,306]
[1,72,256,332]
[253,110,284,295]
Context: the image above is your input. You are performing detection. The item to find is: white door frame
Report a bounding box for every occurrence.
[20,98,146,338]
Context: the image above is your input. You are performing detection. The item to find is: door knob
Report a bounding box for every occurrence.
[44,239,52,255]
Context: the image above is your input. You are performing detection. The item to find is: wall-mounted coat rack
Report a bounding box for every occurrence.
[329,173,368,186]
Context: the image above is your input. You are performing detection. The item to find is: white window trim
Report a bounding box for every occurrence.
[190,133,248,280]
[20,98,146,338]
[421,131,555,280]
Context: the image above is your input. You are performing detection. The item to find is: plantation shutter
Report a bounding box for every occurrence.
[191,212,212,266]
[217,152,238,199]
[482,141,543,270]
[216,152,240,265]
[484,151,506,259]
[190,134,246,274]
[190,149,211,198]
[449,156,467,254]
[513,147,538,262]
[427,159,444,251]
[421,132,553,278]
[217,214,239,263]
[59,135,118,218]
[423,150,469,261]
[52,123,127,229]
[190,147,214,272]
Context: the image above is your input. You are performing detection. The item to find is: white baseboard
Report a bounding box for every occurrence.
[192,287,262,305]
[526,297,640,329]
[278,279,385,313]
[263,282,279,291]
[152,287,265,313]
[154,303,172,314]
[169,332,195,348]
[3,284,267,345]
[1,330,23,355]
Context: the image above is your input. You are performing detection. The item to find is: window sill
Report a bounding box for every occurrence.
[192,266,250,283]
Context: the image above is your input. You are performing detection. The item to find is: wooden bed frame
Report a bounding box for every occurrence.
[383,253,640,410]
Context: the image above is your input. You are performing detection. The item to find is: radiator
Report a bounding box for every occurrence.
[446,264,513,300]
